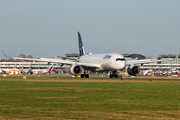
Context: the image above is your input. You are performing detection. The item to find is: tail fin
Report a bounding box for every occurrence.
[47,64,54,72]
[29,63,32,68]
[27,63,32,73]
[78,32,85,56]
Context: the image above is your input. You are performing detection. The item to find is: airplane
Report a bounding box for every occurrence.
[20,63,33,74]
[163,67,179,75]
[0,68,21,74]
[12,32,175,79]
[0,62,20,74]
[31,63,55,74]
[0,63,32,74]
[17,62,54,75]
[170,68,179,74]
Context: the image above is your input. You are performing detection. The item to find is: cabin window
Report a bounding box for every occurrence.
[116,58,125,61]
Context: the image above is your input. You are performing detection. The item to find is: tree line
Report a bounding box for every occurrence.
[1,54,33,62]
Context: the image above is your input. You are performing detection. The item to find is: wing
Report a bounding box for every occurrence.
[126,59,173,66]
[13,57,101,68]
[56,56,79,61]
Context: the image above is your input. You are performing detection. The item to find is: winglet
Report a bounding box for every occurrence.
[78,32,85,56]
[176,53,178,59]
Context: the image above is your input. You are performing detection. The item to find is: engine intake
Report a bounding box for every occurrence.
[70,64,84,75]
[127,65,140,76]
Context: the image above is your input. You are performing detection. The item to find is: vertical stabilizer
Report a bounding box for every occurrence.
[47,64,54,72]
[78,32,85,56]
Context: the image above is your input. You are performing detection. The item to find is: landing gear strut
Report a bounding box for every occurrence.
[109,71,123,80]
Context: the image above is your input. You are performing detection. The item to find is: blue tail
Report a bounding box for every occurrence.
[78,32,85,56]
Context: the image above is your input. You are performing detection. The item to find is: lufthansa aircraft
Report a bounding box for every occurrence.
[13,32,174,78]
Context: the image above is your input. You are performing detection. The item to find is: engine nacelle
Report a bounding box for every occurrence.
[127,65,140,76]
[70,64,84,75]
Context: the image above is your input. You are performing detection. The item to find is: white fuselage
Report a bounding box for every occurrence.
[32,69,49,74]
[79,53,126,72]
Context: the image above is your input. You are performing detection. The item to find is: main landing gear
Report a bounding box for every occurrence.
[109,71,123,80]
[80,70,89,78]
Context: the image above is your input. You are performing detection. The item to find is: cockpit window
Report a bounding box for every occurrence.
[116,58,125,61]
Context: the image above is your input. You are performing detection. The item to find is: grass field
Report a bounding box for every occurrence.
[0,77,180,120]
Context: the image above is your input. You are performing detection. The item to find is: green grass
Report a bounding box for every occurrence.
[0,77,180,119]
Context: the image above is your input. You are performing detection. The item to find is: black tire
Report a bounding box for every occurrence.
[81,74,84,78]
[110,75,113,78]
[85,74,89,78]
[118,75,122,78]
[114,75,118,78]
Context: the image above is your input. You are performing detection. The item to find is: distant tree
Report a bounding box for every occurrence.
[18,54,33,58]
[8,59,14,62]
[19,54,26,58]
[28,55,33,58]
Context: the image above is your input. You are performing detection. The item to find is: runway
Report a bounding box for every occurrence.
[1,74,180,81]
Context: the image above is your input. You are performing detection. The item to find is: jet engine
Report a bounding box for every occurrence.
[127,65,140,76]
[70,64,84,75]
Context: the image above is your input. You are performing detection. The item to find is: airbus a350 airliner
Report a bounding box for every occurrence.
[13,32,175,79]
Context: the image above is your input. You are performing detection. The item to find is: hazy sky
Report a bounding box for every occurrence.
[0,0,180,59]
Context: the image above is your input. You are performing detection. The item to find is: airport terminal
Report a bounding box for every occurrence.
[0,53,180,76]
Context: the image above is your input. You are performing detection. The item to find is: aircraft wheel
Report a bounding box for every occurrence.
[110,74,113,78]
[81,74,85,78]
[85,74,89,78]
[118,75,123,80]
[114,75,118,78]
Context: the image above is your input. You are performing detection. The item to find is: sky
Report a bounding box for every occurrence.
[0,0,180,59]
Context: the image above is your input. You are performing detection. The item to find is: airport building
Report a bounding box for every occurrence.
[0,61,69,74]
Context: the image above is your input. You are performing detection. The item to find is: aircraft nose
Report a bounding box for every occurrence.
[116,61,126,70]
[121,61,126,69]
